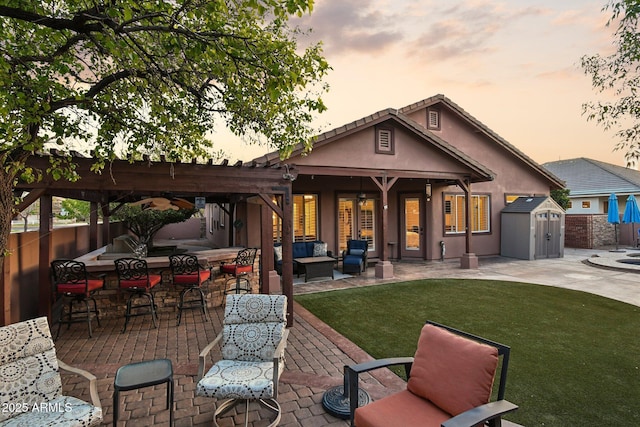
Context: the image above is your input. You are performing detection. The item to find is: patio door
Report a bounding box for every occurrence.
[400,194,424,259]
[338,197,376,257]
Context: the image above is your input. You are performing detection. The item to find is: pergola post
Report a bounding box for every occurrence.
[38,194,53,321]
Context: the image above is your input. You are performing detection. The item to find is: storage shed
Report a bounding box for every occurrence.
[500,196,565,260]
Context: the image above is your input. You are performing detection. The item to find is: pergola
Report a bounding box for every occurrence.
[12,152,298,326]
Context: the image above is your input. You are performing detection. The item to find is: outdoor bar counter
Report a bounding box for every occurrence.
[72,246,261,319]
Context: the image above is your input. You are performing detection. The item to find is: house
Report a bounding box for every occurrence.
[249,94,564,277]
[543,157,640,248]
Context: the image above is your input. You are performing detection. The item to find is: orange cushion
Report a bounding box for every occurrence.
[407,324,498,416]
[221,264,252,275]
[120,274,162,289]
[173,270,210,285]
[57,279,103,294]
[355,390,449,427]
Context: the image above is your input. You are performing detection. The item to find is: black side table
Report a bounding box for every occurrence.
[113,358,174,426]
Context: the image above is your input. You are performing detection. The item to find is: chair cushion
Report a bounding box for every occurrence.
[407,324,498,416]
[354,389,450,427]
[292,243,309,259]
[221,322,286,362]
[273,245,282,262]
[196,359,275,400]
[221,264,253,275]
[119,274,162,289]
[224,294,287,324]
[173,270,211,285]
[56,279,103,294]
[0,395,103,427]
[349,249,365,257]
[343,255,363,265]
[313,242,327,257]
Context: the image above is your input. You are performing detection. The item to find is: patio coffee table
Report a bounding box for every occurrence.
[294,256,336,282]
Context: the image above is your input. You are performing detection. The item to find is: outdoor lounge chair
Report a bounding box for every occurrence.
[196,294,288,426]
[0,316,103,426]
[342,240,368,274]
[347,320,518,427]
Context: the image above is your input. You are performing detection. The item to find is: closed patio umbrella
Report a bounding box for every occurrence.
[608,193,620,250]
[623,195,640,247]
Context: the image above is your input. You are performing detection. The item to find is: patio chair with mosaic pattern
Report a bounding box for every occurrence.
[0,316,103,426]
[196,294,289,427]
[347,321,519,427]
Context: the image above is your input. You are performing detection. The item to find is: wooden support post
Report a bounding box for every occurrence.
[39,194,53,320]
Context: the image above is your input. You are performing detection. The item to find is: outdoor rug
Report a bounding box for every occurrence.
[293,270,351,285]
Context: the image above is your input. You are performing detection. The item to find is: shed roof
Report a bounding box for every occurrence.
[501,196,552,213]
[543,158,640,197]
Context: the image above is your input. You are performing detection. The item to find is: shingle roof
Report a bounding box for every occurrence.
[257,94,562,187]
[501,196,549,213]
[543,158,640,196]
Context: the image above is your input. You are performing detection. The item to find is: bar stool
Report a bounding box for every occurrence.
[168,254,212,325]
[50,259,105,338]
[220,247,257,296]
[113,358,174,426]
[114,257,162,333]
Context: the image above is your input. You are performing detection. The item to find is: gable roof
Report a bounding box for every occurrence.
[258,107,496,182]
[400,94,564,189]
[257,94,562,187]
[543,157,640,197]
[501,196,555,213]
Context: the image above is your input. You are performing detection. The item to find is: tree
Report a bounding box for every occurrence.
[0,1,329,270]
[112,205,198,250]
[58,199,91,222]
[581,0,640,166]
[551,188,571,210]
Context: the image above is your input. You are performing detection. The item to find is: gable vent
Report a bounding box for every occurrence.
[376,127,394,154]
[428,109,441,130]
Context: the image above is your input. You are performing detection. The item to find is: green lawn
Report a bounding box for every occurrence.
[295,279,640,427]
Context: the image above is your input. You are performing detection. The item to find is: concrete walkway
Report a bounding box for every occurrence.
[54,248,640,426]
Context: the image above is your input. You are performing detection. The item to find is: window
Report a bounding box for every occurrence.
[376,126,394,154]
[427,108,441,130]
[444,194,490,234]
[568,201,572,209]
[293,194,318,241]
[505,194,527,204]
[582,201,591,209]
[272,194,319,242]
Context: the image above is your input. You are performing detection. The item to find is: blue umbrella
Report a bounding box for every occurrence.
[608,193,620,249]
[623,195,640,247]
[623,195,640,223]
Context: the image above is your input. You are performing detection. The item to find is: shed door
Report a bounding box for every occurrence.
[535,211,562,259]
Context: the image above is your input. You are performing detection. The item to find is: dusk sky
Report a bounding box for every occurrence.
[217,0,625,166]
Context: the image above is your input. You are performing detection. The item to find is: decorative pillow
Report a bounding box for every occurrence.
[313,242,327,257]
[349,249,365,256]
[407,324,498,416]
[274,245,282,262]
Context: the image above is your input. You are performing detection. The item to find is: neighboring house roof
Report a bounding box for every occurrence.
[400,94,564,189]
[543,158,640,197]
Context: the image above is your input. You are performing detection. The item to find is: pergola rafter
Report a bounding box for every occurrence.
[11,152,297,326]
